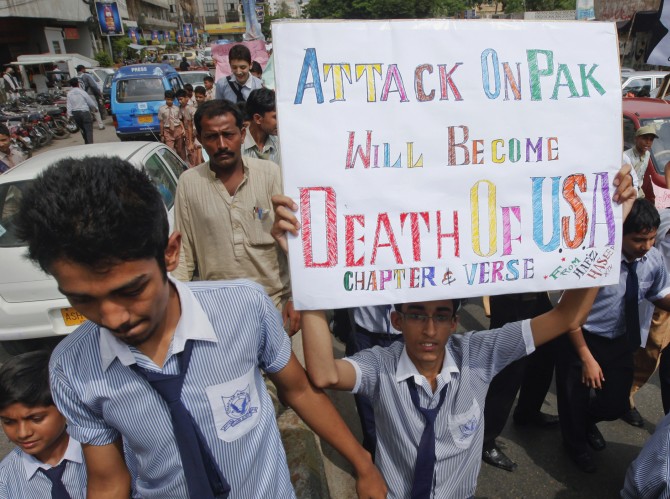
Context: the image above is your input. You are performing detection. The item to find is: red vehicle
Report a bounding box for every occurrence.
[623,97,670,201]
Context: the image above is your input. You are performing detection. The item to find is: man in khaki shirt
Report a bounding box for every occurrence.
[173,99,300,334]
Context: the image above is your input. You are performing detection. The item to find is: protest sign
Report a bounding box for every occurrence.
[272,20,622,310]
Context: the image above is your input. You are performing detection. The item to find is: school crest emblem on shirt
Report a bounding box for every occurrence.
[458,415,478,441]
[221,385,258,431]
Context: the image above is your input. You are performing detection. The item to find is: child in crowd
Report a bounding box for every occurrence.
[556,198,670,473]
[215,44,263,103]
[0,351,87,498]
[250,61,263,79]
[193,85,207,107]
[14,156,385,498]
[158,90,186,162]
[175,88,200,167]
[203,76,215,101]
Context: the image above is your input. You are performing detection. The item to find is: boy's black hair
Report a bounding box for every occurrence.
[623,198,661,235]
[228,44,252,64]
[250,61,262,75]
[194,99,243,135]
[394,299,461,317]
[0,351,53,410]
[246,88,276,118]
[164,90,175,99]
[175,88,187,99]
[0,123,9,137]
[15,156,169,274]
[203,75,214,84]
[194,85,206,96]
[184,83,193,92]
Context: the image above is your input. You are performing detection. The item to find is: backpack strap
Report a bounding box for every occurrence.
[226,76,245,103]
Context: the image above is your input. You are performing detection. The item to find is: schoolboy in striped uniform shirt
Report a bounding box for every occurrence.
[0,351,88,499]
[270,164,636,499]
[14,156,386,499]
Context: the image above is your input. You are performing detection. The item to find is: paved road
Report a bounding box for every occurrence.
[1,122,665,497]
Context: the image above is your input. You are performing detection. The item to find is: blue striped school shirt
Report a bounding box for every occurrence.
[0,436,86,498]
[622,411,670,498]
[583,248,670,340]
[49,278,295,499]
[344,320,534,499]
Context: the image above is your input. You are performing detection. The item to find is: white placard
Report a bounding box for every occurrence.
[273,19,622,310]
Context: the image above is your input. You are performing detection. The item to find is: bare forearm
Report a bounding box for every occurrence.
[530,287,598,347]
[568,327,594,362]
[301,310,341,387]
[87,477,130,499]
[287,384,377,481]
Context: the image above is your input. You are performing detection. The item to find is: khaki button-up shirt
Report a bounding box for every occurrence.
[173,157,290,307]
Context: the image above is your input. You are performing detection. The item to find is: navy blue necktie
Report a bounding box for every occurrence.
[624,260,641,350]
[131,340,230,499]
[39,461,71,499]
[407,378,449,499]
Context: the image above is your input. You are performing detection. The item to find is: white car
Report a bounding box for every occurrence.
[0,142,186,353]
[178,70,212,89]
[89,67,115,93]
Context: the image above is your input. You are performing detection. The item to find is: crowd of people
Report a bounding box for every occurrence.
[2,41,670,499]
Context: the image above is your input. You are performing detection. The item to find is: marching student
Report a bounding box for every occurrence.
[14,156,386,498]
[0,351,88,498]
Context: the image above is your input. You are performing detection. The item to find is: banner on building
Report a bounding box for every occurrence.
[95,2,124,36]
[273,20,622,310]
[183,23,193,38]
[128,27,139,43]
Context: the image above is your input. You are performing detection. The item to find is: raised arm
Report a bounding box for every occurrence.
[83,440,131,498]
[529,287,599,347]
[301,310,357,390]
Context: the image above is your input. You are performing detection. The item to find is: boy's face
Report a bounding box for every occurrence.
[0,403,67,463]
[178,95,189,107]
[254,110,278,136]
[635,134,655,156]
[49,234,181,347]
[204,80,213,90]
[0,133,10,154]
[622,228,657,260]
[230,58,250,85]
[195,92,206,105]
[165,97,174,107]
[391,300,458,370]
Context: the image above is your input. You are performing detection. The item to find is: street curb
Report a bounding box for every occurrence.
[279,408,331,499]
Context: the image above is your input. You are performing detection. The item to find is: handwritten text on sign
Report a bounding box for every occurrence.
[272,20,622,310]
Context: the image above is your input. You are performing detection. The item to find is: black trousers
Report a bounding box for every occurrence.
[657,342,670,414]
[556,331,633,454]
[483,293,556,447]
[72,110,93,144]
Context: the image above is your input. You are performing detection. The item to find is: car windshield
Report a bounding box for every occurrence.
[180,72,208,86]
[116,78,165,103]
[641,118,670,174]
[0,180,30,248]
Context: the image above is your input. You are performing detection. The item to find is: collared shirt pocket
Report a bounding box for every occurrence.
[205,367,262,442]
[447,399,481,449]
[638,279,653,301]
[245,204,275,246]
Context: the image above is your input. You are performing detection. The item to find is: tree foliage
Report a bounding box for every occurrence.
[306,0,575,18]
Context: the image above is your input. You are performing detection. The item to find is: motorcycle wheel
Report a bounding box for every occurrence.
[50,120,70,139]
[64,118,79,133]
